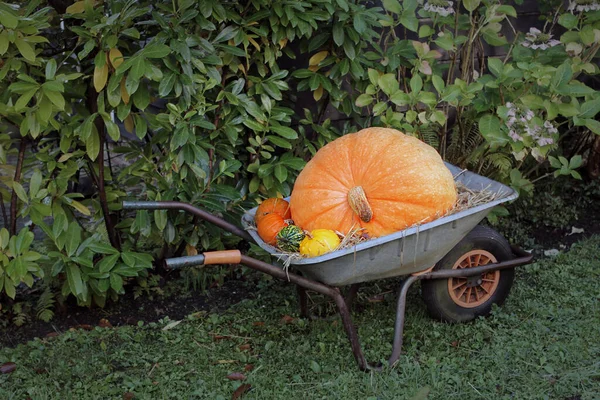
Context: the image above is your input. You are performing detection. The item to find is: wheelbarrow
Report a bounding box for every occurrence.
[122,163,533,371]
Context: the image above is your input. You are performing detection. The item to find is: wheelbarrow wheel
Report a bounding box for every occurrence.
[421,225,515,323]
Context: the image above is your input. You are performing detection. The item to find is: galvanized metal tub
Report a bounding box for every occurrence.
[242,163,517,287]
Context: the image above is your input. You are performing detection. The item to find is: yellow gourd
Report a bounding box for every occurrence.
[299,229,341,257]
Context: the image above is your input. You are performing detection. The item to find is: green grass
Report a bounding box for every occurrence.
[2,237,599,400]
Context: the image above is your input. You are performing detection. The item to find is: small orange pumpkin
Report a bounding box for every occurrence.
[257,213,288,245]
[254,198,292,224]
[290,128,457,238]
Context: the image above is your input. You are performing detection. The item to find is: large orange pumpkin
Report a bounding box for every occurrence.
[257,213,288,245]
[289,128,457,238]
[254,198,291,224]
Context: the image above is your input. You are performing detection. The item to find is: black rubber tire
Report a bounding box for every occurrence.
[421,225,515,323]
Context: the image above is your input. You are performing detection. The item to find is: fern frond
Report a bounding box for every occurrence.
[35,286,55,322]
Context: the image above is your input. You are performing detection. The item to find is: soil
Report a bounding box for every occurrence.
[528,200,600,251]
[0,279,254,349]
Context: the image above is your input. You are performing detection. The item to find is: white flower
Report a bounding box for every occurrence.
[421,0,455,17]
[568,0,600,13]
[509,130,523,142]
[522,28,561,50]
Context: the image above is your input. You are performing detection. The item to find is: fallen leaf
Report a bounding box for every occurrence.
[212,335,229,341]
[244,364,254,372]
[227,372,247,381]
[99,318,113,328]
[45,332,59,338]
[0,362,16,374]
[232,384,252,400]
[367,294,385,303]
[451,341,459,348]
[162,320,182,331]
[281,315,295,324]
[238,344,251,351]
[252,321,264,327]
[567,226,584,236]
[75,324,94,331]
[123,392,135,400]
[544,249,560,257]
[215,360,237,364]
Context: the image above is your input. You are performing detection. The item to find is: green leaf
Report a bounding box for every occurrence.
[463,0,481,12]
[552,63,573,90]
[98,253,120,274]
[274,164,287,183]
[488,57,503,77]
[86,129,100,161]
[432,75,445,93]
[12,182,28,204]
[378,74,399,96]
[557,102,579,117]
[66,263,84,296]
[333,23,345,47]
[130,57,146,80]
[558,13,578,29]
[30,169,42,198]
[383,0,402,13]
[0,9,18,29]
[15,38,35,61]
[353,14,366,34]
[45,59,57,80]
[355,94,373,107]
[585,118,600,135]
[65,223,82,257]
[367,69,379,86]
[271,125,298,139]
[43,88,65,110]
[154,210,167,231]
[105,119,121,141]
[143,43,171,58]
[343,39,355,60]
[497,5,517,17]
[14,89,37,111]
[214,26,237,43]
[390,91,409,106]
[569,155,583,169]
[110,273,123,292]
[579,98,600,119]
[0,31,9,55]
[86,241,119,255]
[410,74,423,93]
[400,13,418,32]
[479,114,508,148]
[266,135,292,149]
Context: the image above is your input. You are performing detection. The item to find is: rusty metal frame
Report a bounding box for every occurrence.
[122,201,533,371]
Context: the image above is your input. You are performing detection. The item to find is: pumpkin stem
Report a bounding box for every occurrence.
[348,186,373,223]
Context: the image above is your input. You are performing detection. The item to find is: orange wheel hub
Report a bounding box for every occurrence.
[447,250,500,308]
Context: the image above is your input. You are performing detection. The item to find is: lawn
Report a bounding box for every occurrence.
[1,237,599,400]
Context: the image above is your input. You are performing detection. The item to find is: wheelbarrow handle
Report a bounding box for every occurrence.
[122,201,253,242]
[165,250,242,269]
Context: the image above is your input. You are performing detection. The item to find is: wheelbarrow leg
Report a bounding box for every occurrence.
[344,283,361,309]
[296,286,309,318]
[331,288,369,371]
[388,275,419,366]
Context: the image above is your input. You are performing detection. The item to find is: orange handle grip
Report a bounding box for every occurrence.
[203,250,242,265]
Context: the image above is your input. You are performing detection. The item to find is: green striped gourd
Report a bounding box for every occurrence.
[276,225,305,252]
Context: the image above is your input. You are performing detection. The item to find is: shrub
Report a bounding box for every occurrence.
[0,0,598,319]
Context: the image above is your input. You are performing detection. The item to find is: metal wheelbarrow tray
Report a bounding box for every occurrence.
[122,163,533,371]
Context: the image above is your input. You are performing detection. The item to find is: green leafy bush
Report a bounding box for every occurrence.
[0,0,598,320]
